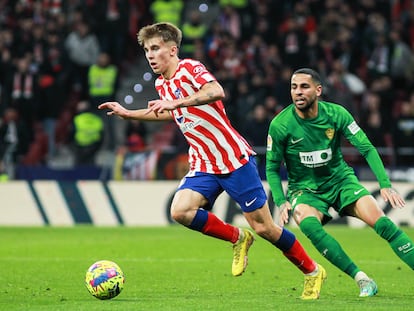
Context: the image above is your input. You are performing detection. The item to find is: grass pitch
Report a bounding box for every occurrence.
[0,225,413,311]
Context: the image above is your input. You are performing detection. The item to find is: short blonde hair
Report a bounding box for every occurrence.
[137,22,182,48]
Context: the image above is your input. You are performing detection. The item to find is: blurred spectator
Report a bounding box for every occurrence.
[70,100,103,165]
[277,16,309,69]
[88,52,119,150]
[306,31,324,69]
[3,55,39,130]
[367,32,391,79]
[272,66,293,107]
[0,31,14,115]
[325,59,365,115]
[94,0,131,67]
[0,107,30,178]
[244,33,268,74]
[0,0,413,173]
[30,23,47,73]
[242,104,270,178]
[13,13,35,57]
[205,21,224,60]
[242,104,270,148]
[124,119,148,158]
[181,10,207,58]
[362,11,389,54]
[263,95,283,118]
[234,79,255,128]
[64,20,100,99]
[389,28,414,90]
[217,5,241,42]
[37,30,68,160]
[150,0,183,26]
[360,91,390,149]
[392,98,414,166]
[369,75,395,132]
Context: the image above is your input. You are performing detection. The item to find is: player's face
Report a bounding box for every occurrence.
[143,36,178,77]
[290,73,322,112]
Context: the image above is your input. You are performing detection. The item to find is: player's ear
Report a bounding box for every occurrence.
[170,45,178,56]
[316,84,323,97]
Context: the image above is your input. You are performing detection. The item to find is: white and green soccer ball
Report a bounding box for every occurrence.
[85,260,125,300]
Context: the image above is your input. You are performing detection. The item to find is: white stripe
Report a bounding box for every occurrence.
[0,181,44,225]
[107,181,171,226]
[77,181,119,226]
[33,181,74,226]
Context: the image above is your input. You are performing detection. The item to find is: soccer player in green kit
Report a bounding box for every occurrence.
[266,68,413,297]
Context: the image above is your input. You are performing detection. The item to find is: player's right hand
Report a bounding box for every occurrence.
[98,102,129,119]
[278,201,292,226]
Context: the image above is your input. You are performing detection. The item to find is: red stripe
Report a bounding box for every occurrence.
[185,131,213,172]
[193,107,237,171]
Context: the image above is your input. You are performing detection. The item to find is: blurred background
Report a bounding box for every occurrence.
[0,0,413,183]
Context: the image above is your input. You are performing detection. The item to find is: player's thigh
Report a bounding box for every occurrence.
[346,195,385,227]
[175,172,222,211]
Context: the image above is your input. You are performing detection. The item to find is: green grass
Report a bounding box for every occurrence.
[0,225,413,311]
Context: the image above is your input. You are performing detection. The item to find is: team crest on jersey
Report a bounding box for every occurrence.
[174,88,182,99]
[193,65,204,74]
[325,128,335,140]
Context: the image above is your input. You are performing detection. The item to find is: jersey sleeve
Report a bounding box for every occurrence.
[183,59,216,89]
[266,118,288,206]
[338,106,392,188]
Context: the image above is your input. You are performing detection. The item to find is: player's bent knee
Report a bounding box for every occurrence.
[170,205,198,226]
[170,206,186,223]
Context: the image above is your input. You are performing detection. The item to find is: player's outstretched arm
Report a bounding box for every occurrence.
[380,188,406,209]
[98,101,173,121]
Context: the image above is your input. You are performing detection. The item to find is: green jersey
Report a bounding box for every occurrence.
[266,101,391,206]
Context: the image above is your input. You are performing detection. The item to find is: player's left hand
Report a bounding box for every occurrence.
[146,99,178,116]
[380,188,405,209]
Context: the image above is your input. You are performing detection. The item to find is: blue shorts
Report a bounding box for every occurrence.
[177,157,267,212]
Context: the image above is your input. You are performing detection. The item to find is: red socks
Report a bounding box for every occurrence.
[189,209,239,243]
[202,211,239,243]
[283,239,317,274]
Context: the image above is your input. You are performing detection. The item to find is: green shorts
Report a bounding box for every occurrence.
[288,174,370,224]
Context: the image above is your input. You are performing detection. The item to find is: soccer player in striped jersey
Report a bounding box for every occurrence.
[99,22,326,299]
[266,68,413,297]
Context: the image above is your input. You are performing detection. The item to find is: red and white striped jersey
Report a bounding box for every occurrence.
[154,59,255,174]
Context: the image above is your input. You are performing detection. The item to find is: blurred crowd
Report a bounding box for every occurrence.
[193,0,414,170]
[0,0,152,179]
[0,0,413,181]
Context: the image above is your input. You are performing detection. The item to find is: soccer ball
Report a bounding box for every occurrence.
[85,260,125,300]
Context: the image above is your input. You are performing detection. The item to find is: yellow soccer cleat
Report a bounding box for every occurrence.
[301,264,327,300]
[232,229,255,276]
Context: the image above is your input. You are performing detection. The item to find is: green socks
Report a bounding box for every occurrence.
[374,216,414,269]
[299,217,359,277]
